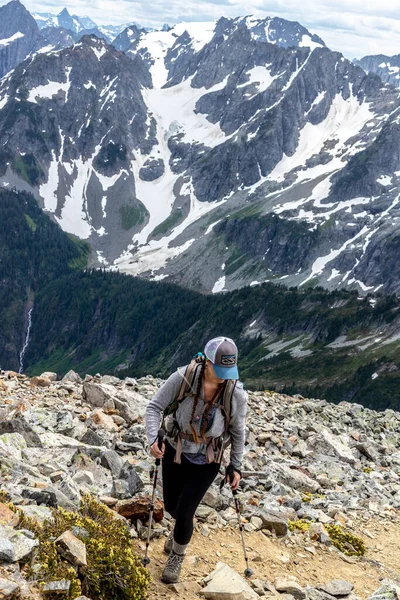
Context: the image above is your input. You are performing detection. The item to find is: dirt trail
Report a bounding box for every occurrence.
[135,515,400,599]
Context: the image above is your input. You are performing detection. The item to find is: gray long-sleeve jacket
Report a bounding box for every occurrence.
[145,366,247,470]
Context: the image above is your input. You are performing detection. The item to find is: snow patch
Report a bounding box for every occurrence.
[0,32,24,47]
[299,34,323,51]
[377,175,393,186]
[269,93,374,183]
[28,67,72,103]
[238,65,277,94]
[212,276,226,293]
[92,46,107,61]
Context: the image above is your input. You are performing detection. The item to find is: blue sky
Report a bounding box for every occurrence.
[4,0,400,58]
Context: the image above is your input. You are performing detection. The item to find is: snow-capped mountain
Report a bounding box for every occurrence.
[0,0,43,79]
[355,54,400,88]
[33,7,144,44]
[34,8,95,35]
[2,14,400,296]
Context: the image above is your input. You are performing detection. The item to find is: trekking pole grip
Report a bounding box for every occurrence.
[155,429,164,466]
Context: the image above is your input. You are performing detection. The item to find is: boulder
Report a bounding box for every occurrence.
[112,463,144,499]
[366,582,400,600]
[307,430,356,465]
[116,496,164,522]
[19,505,53,525]
[56,530,87,567]
[317,581,354,597]
[275,578,306,600]
[200,562,259,599]
[43,580,71,593]
[0,537,16,562]
[0,419,42,447]
[40,372,57,382]
[100,450,123,478]
[30,376,52,387]
[0,578,19,598]
[89,409,118,432]
[275,465,320,494]
[0,433,27,461]
[61,370,82,384]
[82,382,115,409]
[9,530,39,561]
[257,510,288,536]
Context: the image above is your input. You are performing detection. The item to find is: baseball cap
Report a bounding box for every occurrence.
[204,337,239,380]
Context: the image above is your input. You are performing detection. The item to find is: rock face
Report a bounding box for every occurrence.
[355,54,400,88]
[2,14,400,295]
[0,0,44,79]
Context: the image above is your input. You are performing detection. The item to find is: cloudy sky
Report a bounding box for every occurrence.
[5,0,400,58]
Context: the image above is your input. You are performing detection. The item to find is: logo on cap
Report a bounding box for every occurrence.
[221,354,236,366]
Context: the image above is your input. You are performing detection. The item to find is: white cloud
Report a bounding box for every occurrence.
[3,0,400,58]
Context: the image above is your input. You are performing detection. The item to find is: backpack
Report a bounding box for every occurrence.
[162,352,237,464]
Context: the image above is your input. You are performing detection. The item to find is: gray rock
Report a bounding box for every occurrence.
[19,505,53,524]
[100,450,123,478]
[366,582,400,600]
[275,578,306,599]
[257,510,288,536]
[318,581,354,597]
[0,419,42,447]
[200,561,259,599]
[43,580,71,593]
[82,382,115,409]
[0,578,19,598]
[307,430,356,465]
[61,370,82,384]
[9,530,39,561]
[0,537,16,562]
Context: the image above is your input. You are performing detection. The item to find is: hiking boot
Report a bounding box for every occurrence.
[161,549,185,584]
[164,531,173,554]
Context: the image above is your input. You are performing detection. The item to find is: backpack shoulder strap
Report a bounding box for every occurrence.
[222,379,237,433]
[164,355,205,417]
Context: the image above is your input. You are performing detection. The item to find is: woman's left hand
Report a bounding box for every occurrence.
[229,470,241,490]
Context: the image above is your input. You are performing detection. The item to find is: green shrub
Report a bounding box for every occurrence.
[20,495,150,600]
[325,524,366,556]
[288,519,311,533]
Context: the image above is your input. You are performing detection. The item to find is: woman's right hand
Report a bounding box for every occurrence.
[150,440,165,459]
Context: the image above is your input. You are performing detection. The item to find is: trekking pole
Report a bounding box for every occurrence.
[142,428,164,567]
[220,476,253,578]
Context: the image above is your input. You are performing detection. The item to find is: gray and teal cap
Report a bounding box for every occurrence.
[204,336,239,380]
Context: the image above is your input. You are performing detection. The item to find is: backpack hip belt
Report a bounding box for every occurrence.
[173,432,216,464]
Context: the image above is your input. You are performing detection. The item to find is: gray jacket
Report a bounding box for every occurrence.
[145,366,247,470]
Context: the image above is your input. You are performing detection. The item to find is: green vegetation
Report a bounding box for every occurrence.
[225,247,248,275]
[0,189,90,370]
[288,519,311,533]
[151,208,183,238]
[119,203,148,230]
[12,153,44,186]
[325,524,366,556]
[4,191,400,411]
[12,495,150,600]
[25,214,37,232]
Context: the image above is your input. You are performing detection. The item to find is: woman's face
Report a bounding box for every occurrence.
[206,360,225,384]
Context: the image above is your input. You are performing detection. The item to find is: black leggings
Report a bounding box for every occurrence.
[162,440,220,545]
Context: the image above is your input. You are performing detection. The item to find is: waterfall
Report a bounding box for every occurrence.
[19,307,33,375]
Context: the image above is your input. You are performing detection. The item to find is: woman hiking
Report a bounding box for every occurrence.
[145,336,247,584]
